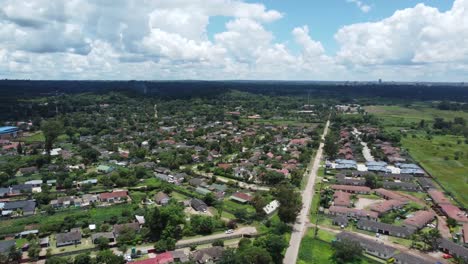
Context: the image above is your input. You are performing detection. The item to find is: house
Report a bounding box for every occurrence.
[191,198,208,212]
[195,187,211,196]
[333,191,351,207]
[0,240,16,254]
[97,165,114,174]
[330,185,371,194]
[403,210,436,229]
[374,188,406,201]
[328,206,378,221]
[154,192,170,205]
[393,252,434,264]
[0,126,19,139]
[191,246,225,264]
[437,238,468,261]
[428,189,451,205]
[396,163,425,175]
[39,237,50,248]
[99,190,128,203]
[417,177,436,190]
[24,180,43,188]
[16,230,39,238]
[357,219,415,238]
[56,230,82,247]
[336,232,396,260]
[263,200,280,215]
[332,215,349,227]
[382,181,419,191]
[16,166,38,176]
[335,174,366,186]
[334,159,357,170]
[113,222,140,237]
[91,232,115,244]
[172,250,189,263]
[369,200,407,215]
[135,215,145,225]
[439,204,468,224]
[230,192,253,204]
[188,178,206,187]
[1,200,36,216]
[209,183,227,193]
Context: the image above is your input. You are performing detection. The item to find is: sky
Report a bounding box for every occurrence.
[0,0,467,81]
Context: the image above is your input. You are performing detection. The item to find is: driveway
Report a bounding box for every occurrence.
[283,119,330,264]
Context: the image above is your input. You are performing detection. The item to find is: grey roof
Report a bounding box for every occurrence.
[438,238,468,260]
[357,219,416,237]
[0,240,15,253]
[191,198,208,212]
[366,161,388,167]
[383,181,419,191]
[393,253,433,264]
[3,200,36,214]
[333,215,349,225]
[191,246,225,262]
[56,231,82,245]
[91,232,115,241]
[417,177,436,189]
[337,232,397,258]
[113,222,140,237]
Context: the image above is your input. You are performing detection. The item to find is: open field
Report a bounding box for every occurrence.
[401,134,468,207]
[365,105,468,127]
[298,228,381,264]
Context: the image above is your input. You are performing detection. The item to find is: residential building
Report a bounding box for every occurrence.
[191,198,208,212]
[230,192,253,204]
[191,246,225,264]
[403,210,436,229]
[154,192,170,205]
[328,206,378,221]
[99,190,128,203]
[56,230,82,247]
[333,191,351,207]
[357,219,416,238]
[370,200,407,215]
[263,200,280,215]
[331,185,371,194]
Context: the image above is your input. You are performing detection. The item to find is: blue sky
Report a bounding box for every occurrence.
[0,0,466,81]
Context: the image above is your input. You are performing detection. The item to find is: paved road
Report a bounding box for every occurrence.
[283,119,330,264]
[311,224,446,264]
[112,226,258,255]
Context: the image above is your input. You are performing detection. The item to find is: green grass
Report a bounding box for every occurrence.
[298,229,380,264]
[0,204,134,236]
[401,134,468,206]
[365,105,468,127]
[20,132,45,143]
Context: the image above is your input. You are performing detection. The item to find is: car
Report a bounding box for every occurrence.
[225,229,234,234]
[442,254,453,259]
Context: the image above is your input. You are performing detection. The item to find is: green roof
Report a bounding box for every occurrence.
[195,187,212,195]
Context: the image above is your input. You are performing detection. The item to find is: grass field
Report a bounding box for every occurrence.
[401,134,468,206]
[365,105,468,127]
[20,132,45,143]
[298,229,380,264]
[0,204,134,236]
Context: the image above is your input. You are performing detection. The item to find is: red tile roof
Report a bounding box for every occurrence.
[333,191,351,207]
[232,192,253,202]
[331,185,371,193]
[403,210,436,229]
[99,190,128,200]
[374,188,406,201]
[463,224,468,244]
[440,204,468,223]
[428,189,451,205]
[370,199,407,214]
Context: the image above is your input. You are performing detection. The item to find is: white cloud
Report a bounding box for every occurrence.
[346,0,371,13]
[0,0,467,81]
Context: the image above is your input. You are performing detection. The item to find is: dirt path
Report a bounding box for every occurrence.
[283,119,330,264]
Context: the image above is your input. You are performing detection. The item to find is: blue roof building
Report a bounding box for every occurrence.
[0,126,19,138]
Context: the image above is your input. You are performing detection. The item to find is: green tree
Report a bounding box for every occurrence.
[236,246,273,264]
[95,237,109,250]
[95,250,125,264]
[27,238,41,261]
[41,120,64,157]
[274,184,302,224]
[331,239,363,263]
[253,234,287,263]
[74,253,92,264]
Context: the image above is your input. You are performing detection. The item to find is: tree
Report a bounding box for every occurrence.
[236,246,272,264]
[251,193,267,216]
[41,120,64,157]
[364,174,380,189]
[419,229,441,251]
[7,246,22,264]
[253,234,287,263]
[95,250,125,264]
[331,239,363,263]
[17,143,23,155]
[95,237,110,250]
[447,217,457,229]
[46,256,71,264]
[74,254,92,264]
[324,134,339,158]
[263,171,284,185]
[190,215,215,234]
[274,184,302,224]
[27,239,41,261]
[203,192,216,206]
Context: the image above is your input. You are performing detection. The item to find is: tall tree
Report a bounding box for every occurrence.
[41,120,64,156]
[331,239,363,263]
[274,184,302,224]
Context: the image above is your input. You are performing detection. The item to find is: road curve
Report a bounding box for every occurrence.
[283,119,330,264]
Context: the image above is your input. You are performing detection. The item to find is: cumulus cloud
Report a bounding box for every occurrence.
[0,0,467,81]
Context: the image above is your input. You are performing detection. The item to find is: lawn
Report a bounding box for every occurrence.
[298,229,380,264]
[20,132,45,143]
[401,134,468,207]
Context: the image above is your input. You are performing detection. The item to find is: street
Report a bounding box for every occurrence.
[283,119,330,264]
